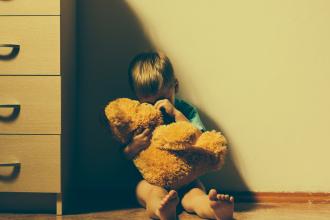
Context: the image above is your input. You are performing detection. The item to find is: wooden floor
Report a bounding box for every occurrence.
[0,203,330,220]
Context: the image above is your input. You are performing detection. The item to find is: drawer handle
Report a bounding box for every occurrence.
[0,44,20,60]
[0,161,20,167]
[0,103,21,121]
[0,104,20,108]
[0,161,20,181]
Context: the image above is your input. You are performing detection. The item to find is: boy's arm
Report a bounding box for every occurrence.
[173,109,189,122]
[123,142,144,160]
[122,128,151,160]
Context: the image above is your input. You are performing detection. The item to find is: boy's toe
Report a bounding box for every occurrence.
[208,189,218,200]
[230,196,235,202]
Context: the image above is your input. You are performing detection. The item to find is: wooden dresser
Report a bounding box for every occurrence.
[0,0,76,215]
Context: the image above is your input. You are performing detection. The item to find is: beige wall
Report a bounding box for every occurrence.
[76,0,330,193]
[126,0,330,192]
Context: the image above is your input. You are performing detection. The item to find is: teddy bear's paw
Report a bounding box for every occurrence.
[194,131,227,153]
[190,131,228,171]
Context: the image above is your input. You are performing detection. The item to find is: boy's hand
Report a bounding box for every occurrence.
[123,128,152,160]
[154,99,176,117]
[155,99,189,122]
[131,128,152,151]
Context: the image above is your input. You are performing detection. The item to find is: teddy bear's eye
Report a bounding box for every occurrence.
[133,127,144,136]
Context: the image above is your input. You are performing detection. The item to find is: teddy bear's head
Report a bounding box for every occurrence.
[104,98,163,144]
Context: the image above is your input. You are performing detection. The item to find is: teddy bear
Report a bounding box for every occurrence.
[104,98,227,190]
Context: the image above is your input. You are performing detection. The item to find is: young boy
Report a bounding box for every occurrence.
[125,52,234,220]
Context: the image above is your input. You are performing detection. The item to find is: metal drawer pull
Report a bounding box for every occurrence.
[0,104,21,108]
[0,161,20,167]
[0,103,21,121]
[0,44,20,60]
[0,161,21,181]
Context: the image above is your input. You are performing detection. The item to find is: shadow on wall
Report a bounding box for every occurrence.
[75,0,253,213]
[74,0,155,212]
[198,110,255,211]
[198,109,250,192]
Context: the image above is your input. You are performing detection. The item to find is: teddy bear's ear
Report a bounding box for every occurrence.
[104,100,133,144]
[111,116,133,144]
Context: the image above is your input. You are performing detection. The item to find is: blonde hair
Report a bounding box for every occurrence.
[128,52,176,96]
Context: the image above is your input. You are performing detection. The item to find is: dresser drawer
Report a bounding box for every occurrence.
[0,76,61,134]
[0,0,60,15]
[0,16,60,75]
[0,135,60,193]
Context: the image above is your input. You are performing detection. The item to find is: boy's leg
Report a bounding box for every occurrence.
[181,181,234,220]
[136,180,179,220]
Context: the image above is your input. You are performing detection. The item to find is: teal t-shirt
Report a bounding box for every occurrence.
[174,97,206,132]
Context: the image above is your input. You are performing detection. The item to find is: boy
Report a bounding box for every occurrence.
[125,52,234,220]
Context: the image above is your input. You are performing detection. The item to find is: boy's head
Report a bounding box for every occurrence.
[128,51,178,104]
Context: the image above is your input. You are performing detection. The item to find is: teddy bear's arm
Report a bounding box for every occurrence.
[158,131,226,152]
[160,144,225,159]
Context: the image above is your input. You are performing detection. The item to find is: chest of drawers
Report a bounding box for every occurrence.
[0,0,76,215]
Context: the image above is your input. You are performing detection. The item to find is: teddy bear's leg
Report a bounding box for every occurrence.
[190,131,228,170]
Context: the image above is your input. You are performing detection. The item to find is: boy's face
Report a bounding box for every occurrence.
[137,86,176,105]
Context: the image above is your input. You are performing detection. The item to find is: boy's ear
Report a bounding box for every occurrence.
[174,79,179,93]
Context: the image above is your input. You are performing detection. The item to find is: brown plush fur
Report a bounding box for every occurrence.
[104,98,227,189]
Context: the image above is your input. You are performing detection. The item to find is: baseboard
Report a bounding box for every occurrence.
[74,188,330,204]
[1,191,329,214]
[0,193,56,213]
[228,192,330,203]
[75,189,330,204]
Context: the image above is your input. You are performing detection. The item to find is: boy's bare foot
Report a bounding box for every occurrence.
[208,189,234,220]
[156,190,179,220]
